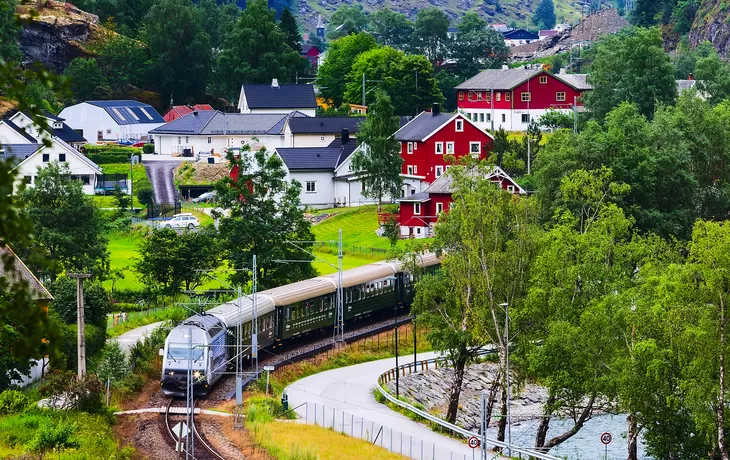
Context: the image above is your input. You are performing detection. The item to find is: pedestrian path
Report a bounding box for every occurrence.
[110,321,166,356]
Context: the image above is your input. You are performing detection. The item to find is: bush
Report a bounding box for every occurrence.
[82,145,142,164]
[56,323,107,372]
[116,373,145,395]
[38,371,104,413]
[26,420,79,454]
[0,390,30,415]
[136,186,154,206]
[142,143,155,154]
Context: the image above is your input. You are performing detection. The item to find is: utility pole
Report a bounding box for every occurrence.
[335,228,344,347]
[490,85,495,135]
[252,254,258,375]
[362,73,366,106]
[68,273,92,378]
[573,95,578,134]
[501,302,511,457]
[129,155,133,211]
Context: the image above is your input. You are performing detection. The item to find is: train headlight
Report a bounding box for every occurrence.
[169,371,174,376]
[193,371,201,379]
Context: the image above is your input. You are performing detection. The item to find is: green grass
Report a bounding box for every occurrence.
[311,205,402,251]
[104,231,144,291]
[98,163,151,208]
[106,307,183,337]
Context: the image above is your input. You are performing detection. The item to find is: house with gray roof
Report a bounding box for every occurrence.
[149,110,307,156]
[283,116,363,147]
[58,100,165,143]
[238,79,318,116]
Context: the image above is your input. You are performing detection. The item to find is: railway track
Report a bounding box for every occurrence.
[164,398,226,460]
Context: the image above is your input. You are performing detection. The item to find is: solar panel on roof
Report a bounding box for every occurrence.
[126,107,140,121]
[139,107,154,120]
[111,108,126,122]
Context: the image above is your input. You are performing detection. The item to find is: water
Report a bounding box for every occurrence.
[486,414,652,459]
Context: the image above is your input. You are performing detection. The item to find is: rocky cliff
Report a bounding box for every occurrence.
[689,0,730,57]
[17,1,105,73]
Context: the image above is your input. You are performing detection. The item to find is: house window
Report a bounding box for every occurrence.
[522,114,531,124]
[539,76,548,84]
[507,185,516,193]
[435,166,443,177]
[477,92,484,101]
[446,142,454,154]
[97,131,103,140]
[208,137,212,144]
[407,166,414,175]
[416,227,422,235]
[178,137,181,144]
[414,203,421,215]
[106,129,111,135]
[459,91,464,101]
[23,176,32,184]
[82,175,90,185]
[435,142,444,154]
[502,114,506,123]
[42,153,49,162]
[467,92,473,102]
[436,202,444,214]
[185,136,189,144]
[413,165,417,174]
[305,181,316,193]
[407,142,413,154]
[496,92,502,102]
[455,119,464,132]
[59,153,66,162]
[505,93,511,102]
[521,92,531,102]
[486,113,491,122]
[470,142,481,156]
[479,113,485,123]
[556,92,566,102]
[320,136,325,141]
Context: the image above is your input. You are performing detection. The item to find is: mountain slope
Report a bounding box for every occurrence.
[296,0,616,34]
[689,0,730,57]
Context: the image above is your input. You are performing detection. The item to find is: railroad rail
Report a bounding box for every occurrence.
[164,398,226,460]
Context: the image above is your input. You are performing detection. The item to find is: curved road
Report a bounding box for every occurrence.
[285,351,503,460]
[144,160,181,204]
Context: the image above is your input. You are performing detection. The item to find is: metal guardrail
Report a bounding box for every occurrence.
[376,357,561,460]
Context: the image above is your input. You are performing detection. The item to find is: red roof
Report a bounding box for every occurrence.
[163,104,214,123]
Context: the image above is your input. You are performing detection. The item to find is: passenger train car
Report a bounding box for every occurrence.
[160,255,439,396]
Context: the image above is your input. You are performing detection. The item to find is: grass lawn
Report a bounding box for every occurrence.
[92,194,144,208]
[312,205,402,251]
[104,231,144,291]
[97,163,151,209]
[507,132,552,145]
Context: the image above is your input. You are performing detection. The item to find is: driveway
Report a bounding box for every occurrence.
[144,160,180,204]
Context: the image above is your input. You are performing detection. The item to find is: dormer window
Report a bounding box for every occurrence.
[52,121,63,130]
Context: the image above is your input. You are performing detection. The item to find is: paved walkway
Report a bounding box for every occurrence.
[110,321,166,356]
[285,351,503,460]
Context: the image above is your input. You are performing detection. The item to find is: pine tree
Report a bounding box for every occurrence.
[279,7,302,52]
[532,0,557,30]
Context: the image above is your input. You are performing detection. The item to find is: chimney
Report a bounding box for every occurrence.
[559,68,567,75]
[688,73,694,81]
[502,64,509,70]
[432,103,440,116]
[341,128,350,145]
[271,78,279,88]
[192,111,198,116]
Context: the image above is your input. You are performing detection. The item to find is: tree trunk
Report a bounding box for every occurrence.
[627,413,639,460]
[496,383,508,450]
[719,295,728,460]
[535,394,556,452]
[446,355,467,424]
[485,377,501,428]
[542,392,596,450]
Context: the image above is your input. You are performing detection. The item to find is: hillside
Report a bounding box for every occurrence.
[689,0,730,57]
[297,0,617,33]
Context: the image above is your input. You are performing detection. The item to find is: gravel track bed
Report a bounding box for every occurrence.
[199,416,245,459]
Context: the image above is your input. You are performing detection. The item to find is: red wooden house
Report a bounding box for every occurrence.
[163,104,214,123]
[397,166,525,238]
[395,104,494,197]
[456,67,591,132]
[301,44,322,71]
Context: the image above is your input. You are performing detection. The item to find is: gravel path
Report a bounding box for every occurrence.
[144,160,180,204]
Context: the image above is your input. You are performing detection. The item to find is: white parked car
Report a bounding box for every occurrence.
[159,213,200,230]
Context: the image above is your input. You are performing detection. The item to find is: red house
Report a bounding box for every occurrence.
[397,166,525,238]
[301,44,322,71]
[455,67,591,132]
[395,104,494,196]
[163,104,214,123]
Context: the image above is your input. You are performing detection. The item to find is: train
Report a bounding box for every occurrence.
[160,254,440,397]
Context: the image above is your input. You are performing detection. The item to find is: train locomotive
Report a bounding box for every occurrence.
[160,254,439,396]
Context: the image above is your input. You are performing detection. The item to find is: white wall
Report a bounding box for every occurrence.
[153,134,286,156]
[288,170,336,208]
[244,107,317,117]
[0,122,33,144]
[461,108,568,131]
[399,225,430,238]
[284,131,339,148]
[15,142,99,194]
[59,103,163,143]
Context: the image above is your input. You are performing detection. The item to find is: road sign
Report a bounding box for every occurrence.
[263,365,275,371]
[467,436,480,449]
[172,422,188,439]
[600,432,612,445]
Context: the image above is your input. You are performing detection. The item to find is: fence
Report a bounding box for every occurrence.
[300,401,472,460]
[147,201,181,219]
[107,306,169,328]
[311,240,389,257]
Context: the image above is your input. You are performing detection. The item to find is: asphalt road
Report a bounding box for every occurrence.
[144,160,180,204]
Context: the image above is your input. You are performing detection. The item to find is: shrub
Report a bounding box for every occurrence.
[0,390,30,415]
[142,143,155,154]
[38,371,104,413]
[136,186,154,206]
[117,373,145,395]
[81,145,142,164]
[26,420,79,454]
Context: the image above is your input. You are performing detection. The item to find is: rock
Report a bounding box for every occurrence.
[689,0,730,58]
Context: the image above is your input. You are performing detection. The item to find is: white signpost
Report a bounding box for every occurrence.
[173,422,188,457]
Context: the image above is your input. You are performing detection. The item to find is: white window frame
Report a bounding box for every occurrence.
[446,142,454,155]
[414,203,421,215]
[521,92,531,102]
[479,113,485,123]
[436,202,444,214]
[521,114,531,124]
[467,92,473,102]
[502,114,507,122]
[407,142,413,154]
[320,135,325,141]
[407,165,414,175]
[435,166,444,177]
[556,92,566,102]
[470,142,481,156]
[539,75,548,84]
[477,92,484,101]
[505,93,511,102]
[435,142,444,155]
[305,181,317,193]
[496,92,502,102]
[486,113,491,122]
[455,119,464,132]
[507,185,516,193]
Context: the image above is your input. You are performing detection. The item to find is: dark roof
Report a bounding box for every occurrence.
[0,144,42,160]
[51,123,85,143]
[242,84,317,110]
[301,44,319,54]
[0,245,52,300]
[86,100,165,125]
[456,68,591,91]
[503,29,539,40]
[3,119,38,143]
[287,117,362,134]
[276,138,357,171]
[399,192,430,202]
[150,111,306,136]
[41,110,64,121]
[394,112,455,141]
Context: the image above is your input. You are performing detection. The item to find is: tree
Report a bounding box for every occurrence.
[96,34,150,95]
[351,91,402,211]
[412,8,449,63]
[317,32,377,108]
[279,7,302,52]
[21,162,108,280]
[95,341,129,386]
[532,0,557,29]
[344,46,443,115]
[537,109,574,130]
[215,146,317,288]
[136,227,220,292]
[630,0,673,26]
[695,52,730,105]
[370,9,413,50]
[216,0,302,100]
[112,185,131,216]
[450,15,509,80]
[143,0,212,102]
[585,27,676,120]
[50,277,109,329]
[0,0,21,63]
[62,58,110,104]
[327,5,369,40]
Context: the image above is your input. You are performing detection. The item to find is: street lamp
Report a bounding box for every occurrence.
[500,302,511,456]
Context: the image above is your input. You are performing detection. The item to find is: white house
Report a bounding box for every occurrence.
[0,116,103,194]
[9,111,86,149]
[282,117,363,148]
[237,79,318,116]
[58,100,165,143]
[149,110,307,156]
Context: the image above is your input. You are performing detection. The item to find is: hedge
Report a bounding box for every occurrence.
[81,145,142,164]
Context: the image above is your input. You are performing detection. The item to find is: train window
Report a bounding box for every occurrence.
[167,347,204,362]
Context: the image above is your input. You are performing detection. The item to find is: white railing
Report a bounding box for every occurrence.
[376,357,561,460]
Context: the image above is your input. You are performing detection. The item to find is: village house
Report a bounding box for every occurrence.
[0,115,102,194]
[397,166,525,238]
[283,116,362,148]
[503,28,540,46]
[163,104,215,123]
[394,104,494,196]
[149,110,307,156]
[9,111,86,150]
[237,79,318,116]
[456,67,591,131]
[301,44,322,71]
[58,100,165,143]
